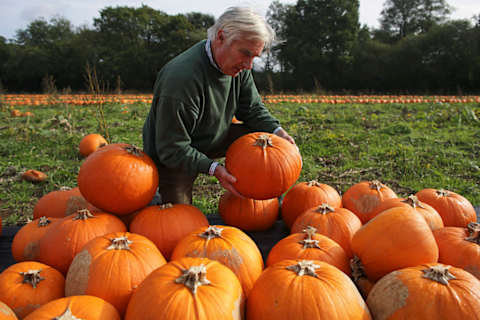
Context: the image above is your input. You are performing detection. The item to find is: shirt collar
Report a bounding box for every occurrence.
[205,39,224,74]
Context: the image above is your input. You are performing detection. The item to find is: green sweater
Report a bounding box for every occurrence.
[143,40,280,176]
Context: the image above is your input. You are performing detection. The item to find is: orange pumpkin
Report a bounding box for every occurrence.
[0,261,65,319]
[21,170,47,183]
[33,187,98,219]
[342,180,397,223]
[266,226,350,274]
[225,132,302,200]
[351,206,439,281]
[350,256,376,299]
[281,180,342,228]
[38,209,126,274]
[125,257,244,320]
[129,203,208,260]
[77,143,159,215]
[79,133,108,157]
[367,264,480,319]
[291,204,362,258]
[247,259,372,320]
[171,225,263,297]
[219,190,279,231]
[416,188,476,227]
[368,195,444,230]
[0,301,17,320]
[11,216,58,262]
[23,295,121,320]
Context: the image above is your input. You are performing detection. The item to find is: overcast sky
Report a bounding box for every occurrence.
[1,0,479,40]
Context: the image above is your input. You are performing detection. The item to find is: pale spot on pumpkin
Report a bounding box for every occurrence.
[0,304,15,316]
[352,195,380,214]
[186,248,244,272]
[23,241,40,260]
[367,271,409,320]
[65,196,90,216]
[232,290,244,320]
[65,249,91,296]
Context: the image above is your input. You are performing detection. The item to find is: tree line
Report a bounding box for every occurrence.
[0,0,479,94]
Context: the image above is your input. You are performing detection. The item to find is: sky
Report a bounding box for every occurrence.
[1,0,479,40]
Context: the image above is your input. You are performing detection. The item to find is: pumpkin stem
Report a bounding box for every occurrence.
[350,255,367,282]
[286,260,320,277]
[159,203,174,209]
[422,265,456,285]
[124,145,144,157]
[38,216,52,227]
[54,307,84,320]
[59,186,73,191]
[465,222,480,244]
[314,203,335,215]
[369,180,384,192]
[302,226,317,235]
[72,208,95,220]
[175,264,211,294]
[306,180,322,187]
[199,226,223,240]
[253,134,273,149]
[106,236,132,250]
[20,269,45,288]
[436,189,450,197]
[299,238,321,249]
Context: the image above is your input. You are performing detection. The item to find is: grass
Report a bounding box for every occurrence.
[1,98,479,226]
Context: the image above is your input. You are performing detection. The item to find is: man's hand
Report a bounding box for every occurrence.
[274,127,296,145]
[213,164,245,198]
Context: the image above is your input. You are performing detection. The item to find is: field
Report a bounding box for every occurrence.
[1,93,479,226]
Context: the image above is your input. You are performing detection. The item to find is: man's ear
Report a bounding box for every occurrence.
[217,29,225,42]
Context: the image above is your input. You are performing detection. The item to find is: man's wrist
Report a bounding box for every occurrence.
[273,126,283,134]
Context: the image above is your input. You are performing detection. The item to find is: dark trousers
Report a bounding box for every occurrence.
[156,124,253,205]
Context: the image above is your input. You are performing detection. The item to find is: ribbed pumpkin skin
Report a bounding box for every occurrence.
[23,295,121,320]
[171,225,263,297]
[225,132,302,200]
[281,181,342,228]
[291,205,362,258]
[33,187,98,219]
[0,301,17,320]
[351,206,439,282]
[38,211,127,274]
[367,264,480,319]
[368,196,444,230]
[416,188,476,227]
[433,226,480,279]
[0,261,65,319]
[11,216,58,262]
[79,133,108,157]
[125,257,244,320]
[77,143,159,215]
[342,180,398,224]
[266,232,351,274]
[129,204,209,260]
[247,259,371,320]
[219,191,279,231]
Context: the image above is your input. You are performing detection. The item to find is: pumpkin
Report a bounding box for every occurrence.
[11,216,58,262]
[0,261,65,319]
[225,132,302,200]
[350,256,376,299]
[367,264,480,319]
[368,195,444,230]
[124,257,244,320]
[433,222,480,279]
[33,187,98,219]
[247,259,372,320]
[342,180,397,224]
[129,203,209,260]
[171,225,263,297]
[219,190,279,231]
[416,188,476,227]
[266,226,350,274]
[351,206,439,281]
[23,295,121,320]
[79,133,108,157]
[291,204,362,258]
[281,180,342,228]
[38,209,126,274]
[0,301,17,320]
[21,169,47,183]
[65,231,166,315]
[77,143,159,215]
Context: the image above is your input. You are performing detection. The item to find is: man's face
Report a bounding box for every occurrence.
[212,30,265,77]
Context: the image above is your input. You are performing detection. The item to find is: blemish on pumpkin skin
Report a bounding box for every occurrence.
[351,195,380,214]
[13,304,41,318]
[0,305,15,316]
[186,248,244,272]
[23,241,40,260]
[367,271,409,320]
[65,249,91,296]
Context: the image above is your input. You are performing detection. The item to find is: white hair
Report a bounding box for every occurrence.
[207,7,275,50]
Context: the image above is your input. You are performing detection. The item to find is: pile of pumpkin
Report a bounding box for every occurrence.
[1,131,479,319]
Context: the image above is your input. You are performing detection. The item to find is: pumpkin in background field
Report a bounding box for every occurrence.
[125,257,244,320]
[225,132,302,200]
[0,301,17,320]
[77,143,159,215]
[351,206,439,282]
[281,180,342,228]
[0,261,65,319]
[342,180,398,224]
[21,169,47,183]
[33,187,99,219]
[65,232,166,316]
[367,264,480,319]
[291,204,362,258]
[247,259,372,320]
[23,295,121,320]
[416,188,476,227]
[129,203,209,260]
[79,133,108,157]
[219,190,279,231]
[171,225,263,297]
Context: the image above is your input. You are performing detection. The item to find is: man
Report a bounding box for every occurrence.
[143,6,295,205]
